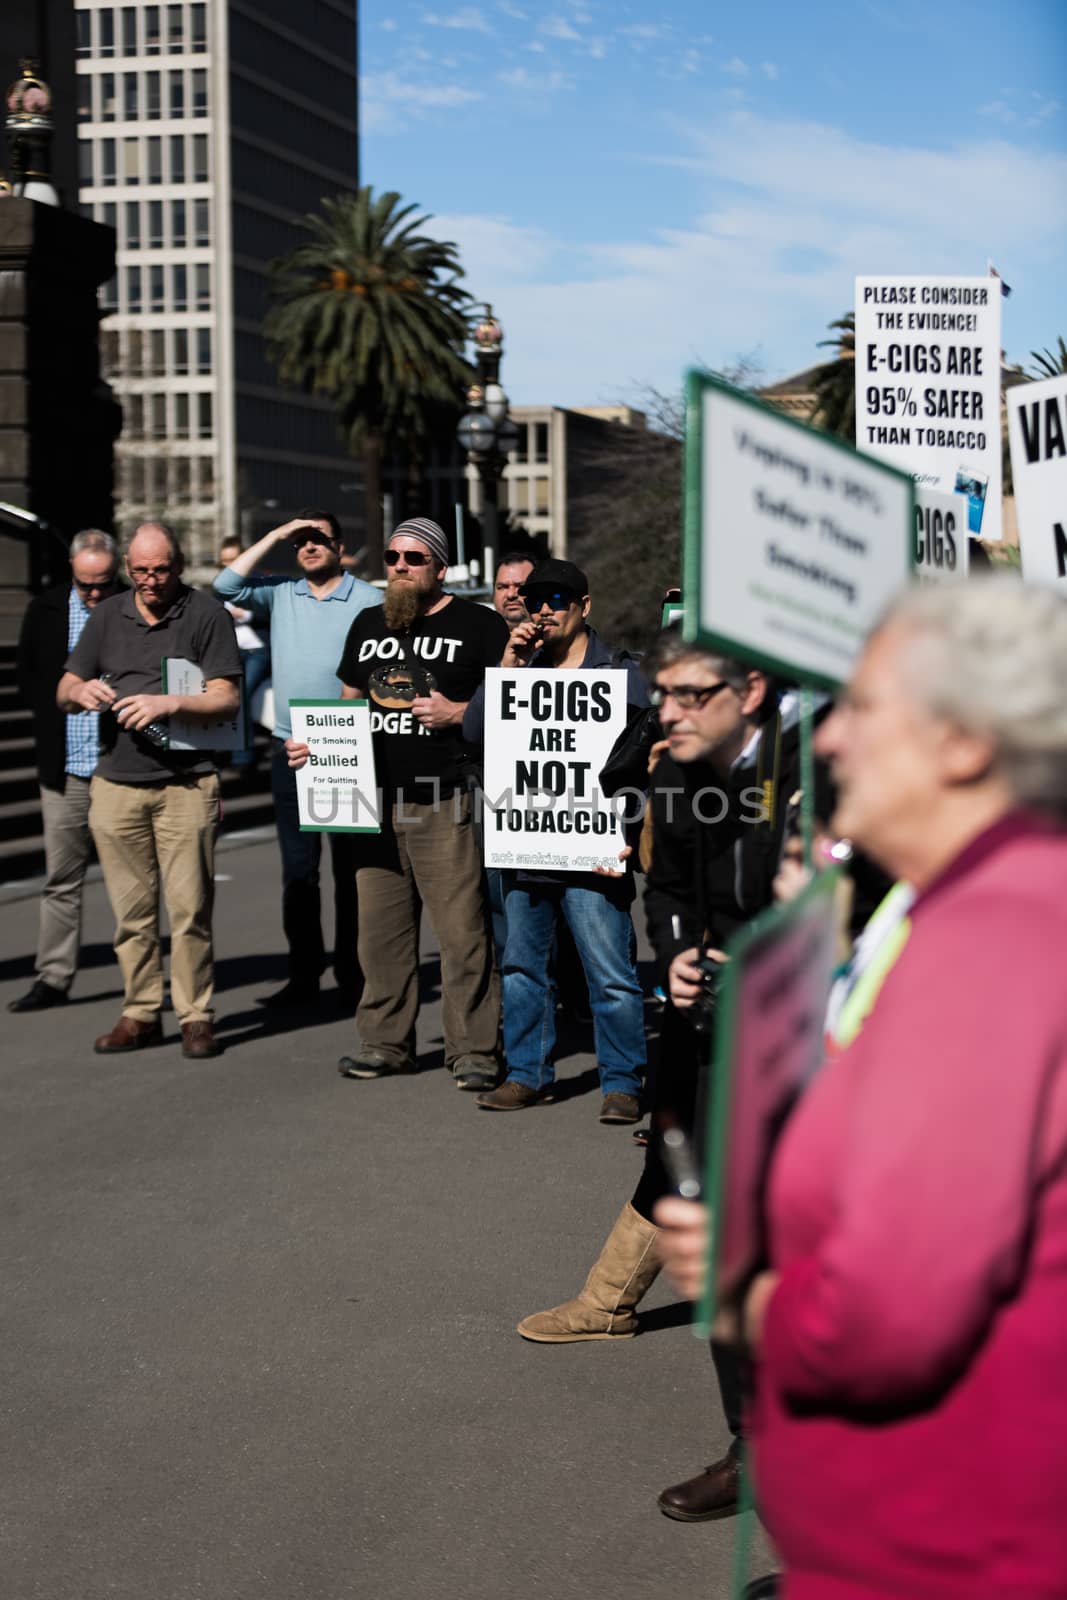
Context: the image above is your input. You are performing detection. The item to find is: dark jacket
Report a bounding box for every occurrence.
[16,585,78,793]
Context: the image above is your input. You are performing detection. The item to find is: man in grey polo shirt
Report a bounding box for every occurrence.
[59,522,241,1059]
[213,509,378,1008]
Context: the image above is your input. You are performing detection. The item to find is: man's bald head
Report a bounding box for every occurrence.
[126,523,184,614]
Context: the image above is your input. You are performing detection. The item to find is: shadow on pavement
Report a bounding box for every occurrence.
[636,1301,694,1335]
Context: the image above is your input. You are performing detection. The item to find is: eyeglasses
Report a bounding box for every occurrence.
[519,587,580,612]
[73,578,116,594]
[385,549,432,567]
[290,530,335,550]
[129,564,174,582]
[649,681,732,711]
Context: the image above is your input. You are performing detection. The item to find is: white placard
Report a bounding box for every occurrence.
[687,378,913,688]
[289,699,380,833]
[913,488,970,584]
[482,668,630,873]
[1007,373,1067,592]
[855,275,1003,539]
[164,656,247,750]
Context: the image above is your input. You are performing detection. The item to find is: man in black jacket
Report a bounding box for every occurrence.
[10,530,120,1012]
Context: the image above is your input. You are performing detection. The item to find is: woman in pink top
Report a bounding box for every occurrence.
[657,581,1067,1600]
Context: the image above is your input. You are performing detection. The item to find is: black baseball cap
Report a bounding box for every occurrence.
[521,558,589,601]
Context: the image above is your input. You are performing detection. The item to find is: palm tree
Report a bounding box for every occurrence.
[1029,337,1067,379]
[265,188,474,575]
[809,313,856,441]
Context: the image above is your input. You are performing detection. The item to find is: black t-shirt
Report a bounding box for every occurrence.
[65,586,241,784]
[336,597,508,800]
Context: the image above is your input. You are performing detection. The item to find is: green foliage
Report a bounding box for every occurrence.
[264,187,474,457]
[809,313,855,441]
[1028,337,1067,379]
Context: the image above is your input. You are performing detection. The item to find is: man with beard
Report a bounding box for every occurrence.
[288,518,507,1088]
[214,511,378,1007]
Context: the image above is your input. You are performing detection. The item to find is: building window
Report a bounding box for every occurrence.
[173,328,190,373]
[77,76,92,123]
[125,199,141,248]
[125,394,144,439]
[101,330,120,378]
[122,137,140,183]
[149,395,167,439]
[77,12,91,58]
[196,328,211,373]
[123,72,138,119]
[174,394,190,438]
[171,198,186,247]
[147,199,163,246]
[169,69,185,117]
[78,142,93,187]
[172,265,188,311]
[534,423,549,464]
[147,137,162,184]
[510,479,530,514]
[172,457,192,503]
[192,133,208,183]
[190,4,207,52]
[97,9,115,58]
[197,393,213,439]
[170,134,185,183]
[145,6,161,54]
[100,201,117,232]
[193,197,209,245]
[121,7,138,56]
[99,73,116,121]
[534,477,550,513]
[126,456,146,500]
[149,264,165,311]
[145,71,161,119]
[168,4,184,53]
[191,68,208,116]
[195,264,211,309]
[101,276,118,312]
[126,266,142,313]
[100,139,117,187]
[150,330,167,376]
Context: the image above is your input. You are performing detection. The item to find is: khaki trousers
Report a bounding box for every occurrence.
[36,776,93,992]
[355,790,499,1067]
[89,773,219,1023]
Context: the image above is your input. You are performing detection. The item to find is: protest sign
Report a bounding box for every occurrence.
[163,656,246,750]
[697,869,840,1337]
[289,699,380,833]
[855,275,1003,539]
[913,488,970,583]
[684,372,913,690]
[1007,372,1067,592]
[481,667,630,872]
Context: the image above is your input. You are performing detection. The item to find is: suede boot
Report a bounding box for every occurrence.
[517,1202,660,1342]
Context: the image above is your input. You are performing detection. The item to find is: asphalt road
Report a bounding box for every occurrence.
[0,836,773,1600]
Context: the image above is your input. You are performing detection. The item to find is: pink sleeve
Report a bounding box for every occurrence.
[762,893,1066,1408]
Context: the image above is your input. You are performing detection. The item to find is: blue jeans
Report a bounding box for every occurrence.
[502,879,645,1096]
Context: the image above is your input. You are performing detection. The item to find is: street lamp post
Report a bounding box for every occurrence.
[456,306,518,581]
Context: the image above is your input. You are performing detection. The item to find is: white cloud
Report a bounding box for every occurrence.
[379,18,398,30]
[423,7,493,33]
[441,112,1067,405]
[360,71,483,132]
[721,56,749,78]
[540,14,582,41]
[587,37,608,60]
[761,61,778,80]
[497,0,527,14]
[497,65,576,92]
[619,22,663,40]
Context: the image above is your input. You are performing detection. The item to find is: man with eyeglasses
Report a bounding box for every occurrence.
[462,559,650,1123]
[10,530,121,1013]
[287,517,507,1088]
[214,510,378,1008]
[58,523,242,1058]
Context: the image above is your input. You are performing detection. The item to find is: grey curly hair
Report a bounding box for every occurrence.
[883,580,1067,816]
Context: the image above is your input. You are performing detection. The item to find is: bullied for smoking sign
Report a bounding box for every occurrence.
[481,668,630,873]
[290,698,381,833]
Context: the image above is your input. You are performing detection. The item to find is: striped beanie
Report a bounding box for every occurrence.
[387,517,450,569]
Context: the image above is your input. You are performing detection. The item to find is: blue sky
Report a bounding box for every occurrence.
[359,0,1066,408]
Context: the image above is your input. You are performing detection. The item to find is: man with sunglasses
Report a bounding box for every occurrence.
[214,510,378,1007]
[58,523,242,1058]
[10,530,121,1013]
[288,517,507,1087]
[462,559,649,1123]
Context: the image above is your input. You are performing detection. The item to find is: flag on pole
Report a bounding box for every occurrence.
[987,261,1012,298]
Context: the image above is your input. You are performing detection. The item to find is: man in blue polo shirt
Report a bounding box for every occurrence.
[214,509,378,1007]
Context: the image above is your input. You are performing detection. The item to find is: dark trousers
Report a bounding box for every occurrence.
[632,997,746,1444]
[270,741,359,991]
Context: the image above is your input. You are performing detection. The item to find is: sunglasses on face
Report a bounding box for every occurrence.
[385,548,432,567]
[290,530,334,550]
[519,587,580,612]
[649,681,732,711]
[73,578,116,594]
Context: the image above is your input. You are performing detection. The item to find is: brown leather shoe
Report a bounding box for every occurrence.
[600,1091,641,1124]
[94,1015,164,1054]
[476,1079,554,1111]
[181,1020,221,1059]
[657,1452,742,1522]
